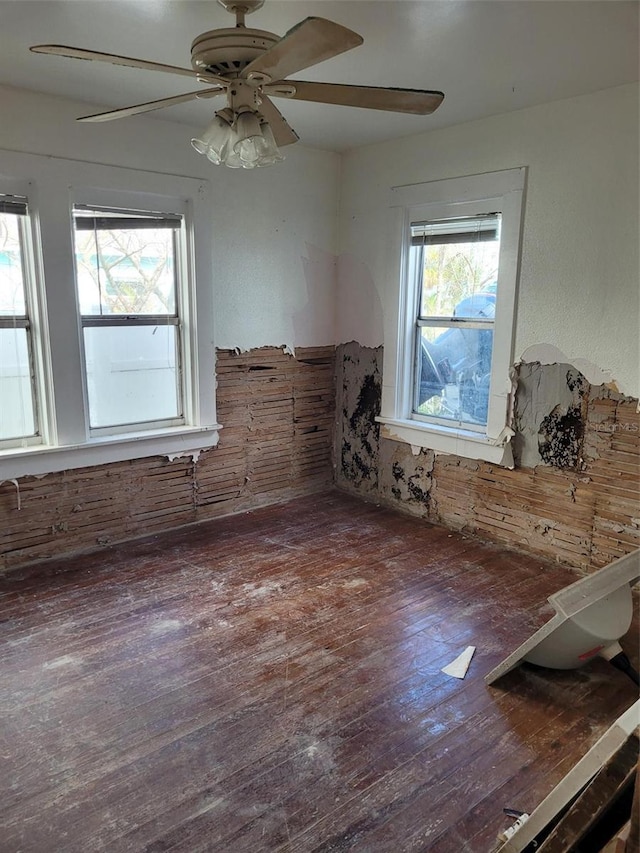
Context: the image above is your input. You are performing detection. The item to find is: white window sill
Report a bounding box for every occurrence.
[0,425,221,480]
[376,416,514,466]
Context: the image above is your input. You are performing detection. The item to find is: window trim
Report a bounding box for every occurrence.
[72,202,186,435]
[378,168,526,466]
[0,151,220,481]
[0,183,49,450]
[410,210,501,433]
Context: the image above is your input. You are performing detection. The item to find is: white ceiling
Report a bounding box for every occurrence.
[1,0,638,152]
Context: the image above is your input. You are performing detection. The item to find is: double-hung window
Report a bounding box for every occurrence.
[73,207,185,435]
[0,193,40,447]
[0,150,218,480]
[412,213,500,430]
[380,168,526,465]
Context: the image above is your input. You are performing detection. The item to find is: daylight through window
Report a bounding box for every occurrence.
[0,196,39,444]
[412,214,501,431]
[73,207,184,433]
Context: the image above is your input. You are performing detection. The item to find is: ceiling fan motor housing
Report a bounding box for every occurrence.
[191,28,278,77]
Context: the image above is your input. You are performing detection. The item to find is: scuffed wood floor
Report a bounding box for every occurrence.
[1,491,637,853]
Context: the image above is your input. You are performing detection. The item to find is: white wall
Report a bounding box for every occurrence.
[0,84,341,352]
[337,83,639,397]
[2,82,638,392]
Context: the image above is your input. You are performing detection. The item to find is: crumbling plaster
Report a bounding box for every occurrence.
[334,342,640,570]
[334,342,382,493]
[513,363,589,470]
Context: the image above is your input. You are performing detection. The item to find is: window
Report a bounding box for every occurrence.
[0,151,219,480]
[412,213,500,431]
[380,169,526,465]
[73,207,185,434]
[0,194,40,447]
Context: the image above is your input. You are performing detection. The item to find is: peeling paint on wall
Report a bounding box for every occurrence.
[165,450,203,464]
[518,344,623,393]
[379,440,434,515]
[512,363,589,469]
[335,343,640,572]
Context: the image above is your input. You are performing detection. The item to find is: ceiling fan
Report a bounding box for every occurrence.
[30,0,444,169]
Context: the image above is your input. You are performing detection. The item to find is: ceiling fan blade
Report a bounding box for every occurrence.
[275,80,444,115]
[242,18,363,83]
[258,96,299,147]
[76,88,225,123]
[30,45,227,86]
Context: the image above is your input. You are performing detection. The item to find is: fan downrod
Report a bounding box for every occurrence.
[217,0,265,27]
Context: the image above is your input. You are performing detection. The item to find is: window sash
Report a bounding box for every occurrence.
[0,202,41,443]
[72,206,186,435]
[410,214,500,432]
[83,323,185,436]
[73,210,180,319]
[73,203,182,231]
[416,317,494,329]
[81,315,180,327]
[411,214,500,245]
[412,319,495,429]
[0,317,30,329]
[411,216,501,327]
[0,196,28,216]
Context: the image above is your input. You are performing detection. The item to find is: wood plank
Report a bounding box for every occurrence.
[1,493,637,852]
[536,730,639,852]
[1,347,336,571]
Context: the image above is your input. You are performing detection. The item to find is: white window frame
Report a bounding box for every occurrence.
[72,199,188,437]
[0,181,48,449]
[0,151,220,480]
[378,168,526,465]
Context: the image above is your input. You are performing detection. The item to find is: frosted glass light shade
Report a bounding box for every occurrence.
[192,110,285,169]
[191,116,228,156]
[191,109,235,163]
[256,121,284,166]
[234,111,265,166]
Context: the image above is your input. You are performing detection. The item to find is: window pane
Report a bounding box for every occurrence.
[414,324,494,426]
[74,224,177,316]
[0,212,27,316]
[83,325,181,429]
[414,215,501,318]
[0,328,36,439]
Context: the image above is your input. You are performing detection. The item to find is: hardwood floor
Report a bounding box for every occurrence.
[1,490,637,852]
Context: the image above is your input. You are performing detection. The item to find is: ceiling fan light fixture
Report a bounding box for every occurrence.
[255,120,285,166]
[234,110,282,167]
[234,116,284,167]
[32,9,445,163]
[192,106,284,169]
[191,107,234,158]
[234,108,263,164]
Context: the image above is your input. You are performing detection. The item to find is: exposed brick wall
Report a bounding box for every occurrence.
[0,346,335,571]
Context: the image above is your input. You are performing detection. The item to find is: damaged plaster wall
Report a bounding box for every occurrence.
[334,83,638,571]
[335,342,382,494]
[335,343,640,572]
[378,440,434,517]
[0,87,342,570]
[335,343,434,518]
[1,347,335,572]
[513,363,589,469]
